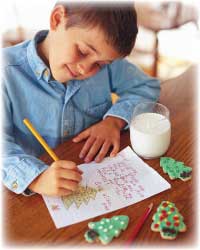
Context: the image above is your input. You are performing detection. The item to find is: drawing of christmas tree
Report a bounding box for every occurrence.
[62,185,101,209]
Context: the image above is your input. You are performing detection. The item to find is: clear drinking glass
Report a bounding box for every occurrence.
[130,102,171,159]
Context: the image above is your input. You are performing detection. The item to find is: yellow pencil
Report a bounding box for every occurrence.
[23,118,59,161]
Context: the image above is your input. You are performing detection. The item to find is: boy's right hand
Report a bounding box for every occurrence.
[28,160,83,196]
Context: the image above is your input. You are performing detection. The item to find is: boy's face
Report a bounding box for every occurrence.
[46,8,121,83]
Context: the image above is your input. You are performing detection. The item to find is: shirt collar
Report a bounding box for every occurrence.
[27,30,50,81]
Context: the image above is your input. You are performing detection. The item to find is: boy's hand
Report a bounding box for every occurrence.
[28,160,83,196]
[73,116,126,163]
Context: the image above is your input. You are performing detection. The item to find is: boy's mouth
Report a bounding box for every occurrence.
[65,64,79,78]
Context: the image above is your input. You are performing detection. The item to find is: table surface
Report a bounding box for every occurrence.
[3,65,198,247]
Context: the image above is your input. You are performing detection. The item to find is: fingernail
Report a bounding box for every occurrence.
[79,154,84,158]
[84,157,90,163]
[95,157,100,163]
[78,169,83,174]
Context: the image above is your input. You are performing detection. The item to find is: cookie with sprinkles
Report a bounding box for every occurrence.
[160,157,192,181]
[84,215,129,244]
[151,201,186,240]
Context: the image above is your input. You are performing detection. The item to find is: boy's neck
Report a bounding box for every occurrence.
[37,35,50,67]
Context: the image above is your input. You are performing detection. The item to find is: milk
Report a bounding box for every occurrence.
[130,113,171,158]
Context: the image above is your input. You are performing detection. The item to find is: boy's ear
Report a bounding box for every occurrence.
[50,5,67,30]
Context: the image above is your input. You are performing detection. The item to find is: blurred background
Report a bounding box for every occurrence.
[1,0,200,81]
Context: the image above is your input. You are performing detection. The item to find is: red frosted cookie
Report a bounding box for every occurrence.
[151,201,186,240]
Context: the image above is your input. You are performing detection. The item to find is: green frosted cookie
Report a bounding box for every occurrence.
[84,215,129,244]
[151,201,186,240]
[160,157,192,181]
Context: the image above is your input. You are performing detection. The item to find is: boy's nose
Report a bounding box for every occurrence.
[77,64,85,75]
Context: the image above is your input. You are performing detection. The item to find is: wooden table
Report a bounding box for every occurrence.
[4,65,198,247]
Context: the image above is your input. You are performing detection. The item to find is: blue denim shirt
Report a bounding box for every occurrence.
[2,30,160,194]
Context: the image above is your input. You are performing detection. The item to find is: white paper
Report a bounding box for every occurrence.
[42,146,171,228]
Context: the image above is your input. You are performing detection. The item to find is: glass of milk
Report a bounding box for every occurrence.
[130,102,171,159]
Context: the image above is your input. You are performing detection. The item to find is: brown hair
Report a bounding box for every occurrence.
[56,1,138,56]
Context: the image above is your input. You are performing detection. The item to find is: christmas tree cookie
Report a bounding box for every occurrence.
[85,215,129,244]
[160,157,192,181]
[151,201,186,240]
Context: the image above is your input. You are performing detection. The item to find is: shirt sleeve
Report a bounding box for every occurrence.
[2,82,49,195]
[103,59,161,127]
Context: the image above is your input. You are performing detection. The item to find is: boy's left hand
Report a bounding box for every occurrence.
[73,116,126,163]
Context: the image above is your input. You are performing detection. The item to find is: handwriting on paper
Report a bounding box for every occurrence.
[96,160,145,200]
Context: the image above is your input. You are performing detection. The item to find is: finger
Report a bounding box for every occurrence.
[84,139,104,163]
[95,141,111,163]
[56,160,79,171]
[110,140,120,157]
[79,136,96,159]
[59,169,82,182]
[59,179,79,192]
[73,129,90,142]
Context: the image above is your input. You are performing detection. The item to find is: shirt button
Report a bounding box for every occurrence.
[63,131,68,136]
[44,69,49,77]
[35,71,40,76]
[12,180,18,190]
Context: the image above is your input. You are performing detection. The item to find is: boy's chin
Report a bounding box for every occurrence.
[53,72,90,83]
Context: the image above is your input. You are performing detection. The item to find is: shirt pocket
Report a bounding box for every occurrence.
[85,101,112,119]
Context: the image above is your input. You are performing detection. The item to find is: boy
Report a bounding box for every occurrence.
[2,2,160,197]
